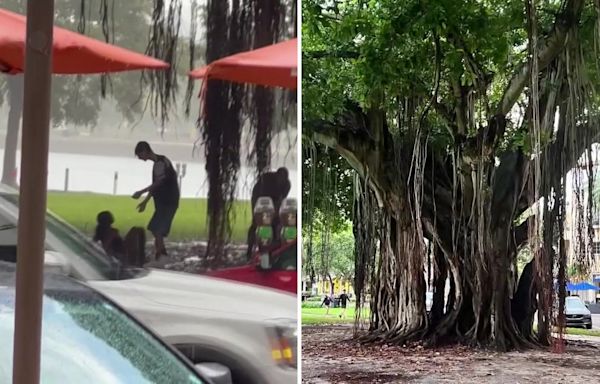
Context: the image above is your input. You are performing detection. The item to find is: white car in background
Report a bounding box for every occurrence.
[0,189,297,384]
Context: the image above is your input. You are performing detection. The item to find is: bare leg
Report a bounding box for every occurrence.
[154,233,166,260]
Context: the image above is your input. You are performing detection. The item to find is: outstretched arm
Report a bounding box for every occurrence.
[133,162,167,199]
[136,194,152,212]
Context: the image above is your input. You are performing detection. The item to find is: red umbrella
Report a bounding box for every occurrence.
[189,38,297,89]
[0,7,168,74]
[1,5,168,383]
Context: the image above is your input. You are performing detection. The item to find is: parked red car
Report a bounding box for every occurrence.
[207,240,297,295]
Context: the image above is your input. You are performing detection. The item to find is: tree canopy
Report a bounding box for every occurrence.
[302,219,355,291]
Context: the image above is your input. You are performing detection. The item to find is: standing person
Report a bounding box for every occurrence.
[321,293,332,316]
[132,141,180,260]
[246,167,291,259]
[339,289,351,319]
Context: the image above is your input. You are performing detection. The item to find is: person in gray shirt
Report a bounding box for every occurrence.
[132,141,180,260]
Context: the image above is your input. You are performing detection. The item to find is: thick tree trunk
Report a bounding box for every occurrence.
[3,75,24,187]
[365,211,427,343]
[512,259,538,342]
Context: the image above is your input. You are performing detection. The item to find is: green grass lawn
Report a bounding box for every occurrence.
[557,327,600,338]
[46,192,251,242]
[302,302,370,325]
[302,304,600,337]
[531,324,600,338]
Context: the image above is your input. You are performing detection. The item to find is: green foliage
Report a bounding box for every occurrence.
[517,246,533,276]
[303,220,355,282]
[329,228,355,282]
[301,0,600,146]
[302,141,355,230]
[302,303,368,325]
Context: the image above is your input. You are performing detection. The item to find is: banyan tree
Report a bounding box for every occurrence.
[303,0,600,350]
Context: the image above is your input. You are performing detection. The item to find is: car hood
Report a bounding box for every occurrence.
[565,307,591,316]
[89,267,296,321]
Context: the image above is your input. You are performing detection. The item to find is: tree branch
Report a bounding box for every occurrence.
[497,0,585,116]
[305,103,375,185]
[447,30,491,93]
[450,75,468,136]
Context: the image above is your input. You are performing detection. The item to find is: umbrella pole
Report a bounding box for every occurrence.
[12,0,54,383]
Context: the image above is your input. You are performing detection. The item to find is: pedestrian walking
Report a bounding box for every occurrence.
[321,294,332,316]
[339,289,351,319]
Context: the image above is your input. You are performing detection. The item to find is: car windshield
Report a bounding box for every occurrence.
[0,192,142,281]
[566,297,587,311]
[0,263,204,384]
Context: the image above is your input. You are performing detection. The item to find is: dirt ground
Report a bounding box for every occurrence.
[144,242,248,272]
[302,325,600,383]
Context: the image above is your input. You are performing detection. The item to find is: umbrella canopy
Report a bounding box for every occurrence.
[566,282,600,291]
[189,38,297,89]
[0,7,168,74]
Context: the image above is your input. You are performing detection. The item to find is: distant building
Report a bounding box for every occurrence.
[301,276,354,299]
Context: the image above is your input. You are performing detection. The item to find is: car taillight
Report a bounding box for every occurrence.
[266,320,297,369]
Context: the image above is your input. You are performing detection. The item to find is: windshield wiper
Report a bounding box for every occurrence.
[0,224,16,231]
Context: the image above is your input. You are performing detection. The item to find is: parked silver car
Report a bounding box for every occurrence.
[0,262,231,384]
[565,296,593,329]
[0,188,297,384]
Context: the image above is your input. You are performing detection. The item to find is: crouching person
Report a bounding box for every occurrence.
[93,211,146,267]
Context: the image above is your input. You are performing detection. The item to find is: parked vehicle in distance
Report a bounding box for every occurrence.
[565,295,593,329]
[208,240,297,295]
[0,187,297,384]
[0,262,230,384]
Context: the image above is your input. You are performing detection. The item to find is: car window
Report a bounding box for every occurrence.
[0,275,205,384]
[566,297,587,310]
[45,212,125,279]
[272,245,296,271]
[0,193,139,281]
